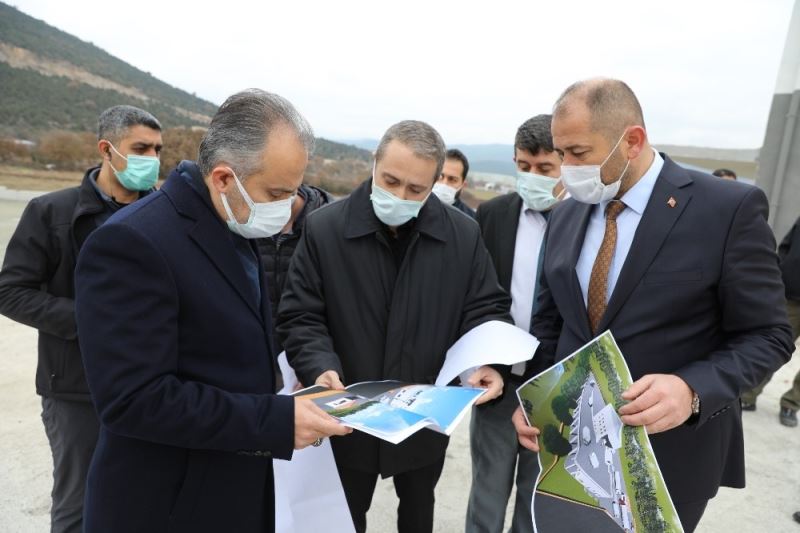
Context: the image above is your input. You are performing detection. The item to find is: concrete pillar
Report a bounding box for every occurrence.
[757,0,800,242]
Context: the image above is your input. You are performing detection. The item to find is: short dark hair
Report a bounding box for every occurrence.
[712,168,737,180]
[445,148,469,180]
[553,78,645,141]
[97,105,161,144]
[514,114,554,156]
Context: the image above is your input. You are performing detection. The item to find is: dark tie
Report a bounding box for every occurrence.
[587,200,626,334]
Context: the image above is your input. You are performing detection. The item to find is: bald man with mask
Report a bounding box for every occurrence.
[512,78,793,532]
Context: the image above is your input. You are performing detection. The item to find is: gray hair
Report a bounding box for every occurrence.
[198,89,315,178]
[97,105,162,143]
[553,78,645,141]
[375,120,446,182]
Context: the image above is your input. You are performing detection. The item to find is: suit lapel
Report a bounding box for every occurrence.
[161,171,264,321]
[598,160,693,331]
[565,202,594,339]
[188,217,263,321]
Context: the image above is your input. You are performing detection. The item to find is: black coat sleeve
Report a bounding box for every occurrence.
[0,197,76,339]
[458,229,512,335]
[75,222,294,458]
[276,221,344,386]
[673,187,795,426]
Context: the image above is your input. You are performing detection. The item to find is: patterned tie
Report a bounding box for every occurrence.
[587,200,626,334]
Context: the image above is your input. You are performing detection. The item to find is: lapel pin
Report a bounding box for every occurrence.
[667,196,677,208]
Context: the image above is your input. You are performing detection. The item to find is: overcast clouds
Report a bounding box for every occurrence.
[10,0,796,147]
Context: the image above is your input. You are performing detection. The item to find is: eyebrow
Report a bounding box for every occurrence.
[562,144,591,152]
[131,141,162,150]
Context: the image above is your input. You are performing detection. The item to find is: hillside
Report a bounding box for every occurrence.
[0,2,372,182]
[0,2,218,137]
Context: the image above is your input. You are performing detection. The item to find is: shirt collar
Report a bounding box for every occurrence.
[602,148,663,215]
[89,167,131,209]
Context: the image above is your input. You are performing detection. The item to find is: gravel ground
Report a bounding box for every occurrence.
[1,197,798,532]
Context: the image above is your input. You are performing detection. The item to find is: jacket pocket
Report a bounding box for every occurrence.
[643,270,703,285]
[168,452,209,529]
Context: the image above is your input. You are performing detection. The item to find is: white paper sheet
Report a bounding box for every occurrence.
[434,320,540,386]
[274,352,356,533]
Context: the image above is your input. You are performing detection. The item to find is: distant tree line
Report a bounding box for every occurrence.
[0,128,371,197]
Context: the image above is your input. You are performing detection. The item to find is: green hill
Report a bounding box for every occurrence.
[0,2,217,137]
[0,2,370,171]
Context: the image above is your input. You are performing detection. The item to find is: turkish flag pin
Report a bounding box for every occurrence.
[667,196,677,208]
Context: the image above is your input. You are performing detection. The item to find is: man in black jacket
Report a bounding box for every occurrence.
[432,148,476,218]
[256,183,333,357]
[0,105,162,533]
[466,114,564,533]
[740,214,800,427]
[277,120,510,533]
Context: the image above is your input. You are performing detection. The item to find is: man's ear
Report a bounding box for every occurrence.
[625,126,647,160]
[209,166,236,194]
[97,140,112,161]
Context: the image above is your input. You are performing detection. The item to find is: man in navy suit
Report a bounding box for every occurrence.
[512,78,794,532]
[74,89,349,533]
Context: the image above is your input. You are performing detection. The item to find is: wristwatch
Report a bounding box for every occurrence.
[691,392,701,416]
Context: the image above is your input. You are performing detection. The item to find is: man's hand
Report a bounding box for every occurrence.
[512,406,540,452]
[467,365,504,405]
[294,398,352,449]
[315,370,345,390]
[618,374,694,434]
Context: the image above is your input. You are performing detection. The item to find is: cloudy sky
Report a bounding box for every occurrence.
[12,0,796,148]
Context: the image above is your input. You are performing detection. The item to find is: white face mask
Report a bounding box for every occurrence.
[516,171,564,211]
[432,182,458,205]
[369,162,430,227]
[220,169,295,239]
[559,131,630,204]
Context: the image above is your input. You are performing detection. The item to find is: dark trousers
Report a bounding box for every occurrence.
[466,386,539,533]
[337,456,446,533]
[41,397,100,533]
[675,500,708,533]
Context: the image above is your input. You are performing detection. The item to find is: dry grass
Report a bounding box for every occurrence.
[0,165,83,192]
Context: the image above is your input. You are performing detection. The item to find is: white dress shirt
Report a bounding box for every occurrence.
[510,206,548,374]
[576,150,664,306]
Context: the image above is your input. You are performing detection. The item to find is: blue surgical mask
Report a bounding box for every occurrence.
[516,171,563,211]
[107,142,160,191]
[369,163,430,227]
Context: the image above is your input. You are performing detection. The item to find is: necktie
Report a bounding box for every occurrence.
[587,200,626,334]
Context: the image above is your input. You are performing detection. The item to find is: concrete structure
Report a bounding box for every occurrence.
[757,0,800,241]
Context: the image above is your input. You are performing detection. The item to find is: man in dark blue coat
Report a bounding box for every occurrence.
[74,89,349,533]
[512,78,794,533]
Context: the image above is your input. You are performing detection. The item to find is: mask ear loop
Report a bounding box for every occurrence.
[554,180,568,201]
[104,141,127,173]
[221,167,256,225]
